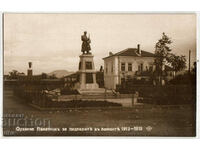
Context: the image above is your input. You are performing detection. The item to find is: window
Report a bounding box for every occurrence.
[121,63,125,71]
[85,61,92,69]
[138,63,143,72]
[149,65,153,72]
[105,64,108,74]
[128,63,132,71]
[121,77,125,84]
[141,63,143,72]
[77,74,80,82]
[86,73,93,83]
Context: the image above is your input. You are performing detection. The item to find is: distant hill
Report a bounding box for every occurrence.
[48,70,74,78]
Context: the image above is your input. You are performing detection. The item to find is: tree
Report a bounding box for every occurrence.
[166,53,186,76]
[154,32,172,84]
[41,73,48,79]
[100,66,103,72]
[192,61,196,74]
[49,74,57,79]
[9,70,19,79]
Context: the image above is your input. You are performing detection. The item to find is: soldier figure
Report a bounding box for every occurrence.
[81,31,91,54]
[28,62,32,69]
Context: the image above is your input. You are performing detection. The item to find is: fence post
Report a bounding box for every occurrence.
[174,85,176,104]
[132,91,139,107]
[104,88,107,101]
[75,93,77,101]
[132,93,134,107]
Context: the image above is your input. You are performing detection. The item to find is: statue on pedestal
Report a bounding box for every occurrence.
[75,32,99,91]
[28,62,32,69]
[81,31,91,54]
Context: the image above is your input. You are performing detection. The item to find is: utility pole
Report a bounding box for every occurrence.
[189,50,191,74]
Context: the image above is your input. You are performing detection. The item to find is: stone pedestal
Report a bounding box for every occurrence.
[27,69,33,77]
[75,53,99,90]
[27,62,33,77]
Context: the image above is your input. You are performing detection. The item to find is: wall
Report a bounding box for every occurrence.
[104,56,119,89]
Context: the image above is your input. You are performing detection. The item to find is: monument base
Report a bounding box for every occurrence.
[75,82,99,90]
[75,53,100,92]
[77,88,109,95]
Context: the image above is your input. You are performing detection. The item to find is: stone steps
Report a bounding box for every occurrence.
[78,88,113,95]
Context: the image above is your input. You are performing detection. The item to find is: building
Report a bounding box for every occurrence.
[63,73,79,89]
[103,44,156,89]
[62,70,104,89]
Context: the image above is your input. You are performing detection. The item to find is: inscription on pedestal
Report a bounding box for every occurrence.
[86,73,93,83]
[85,61,92,70]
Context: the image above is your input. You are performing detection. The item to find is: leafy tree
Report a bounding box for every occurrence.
[49,74,57,79]
[9,70,19,79]
[191,62,196,86]
[154,32,188,85]
[166,53,186,76]
[192,61,196,74]
[100,66,103,72]
[41,73,48,79]
[154,32,172,84]
[8,70,26,79]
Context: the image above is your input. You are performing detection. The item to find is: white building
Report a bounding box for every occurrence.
[103,44,156,89]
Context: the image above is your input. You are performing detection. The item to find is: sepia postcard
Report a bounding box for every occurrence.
[3,13,197,136]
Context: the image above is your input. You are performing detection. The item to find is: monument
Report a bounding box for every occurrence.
[27,62,33,77]
[75,31,99,91]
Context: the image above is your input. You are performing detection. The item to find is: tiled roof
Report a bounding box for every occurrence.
[103,48,155,59]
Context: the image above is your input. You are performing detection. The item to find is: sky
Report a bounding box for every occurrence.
[4,13,196,75]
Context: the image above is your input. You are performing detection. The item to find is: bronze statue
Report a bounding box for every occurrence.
[81,31,91,54]
[28,62,32,68]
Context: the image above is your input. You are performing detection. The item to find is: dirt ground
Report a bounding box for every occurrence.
[3,88,196,136]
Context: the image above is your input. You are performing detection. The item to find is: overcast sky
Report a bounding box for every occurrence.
[4,13,196,75]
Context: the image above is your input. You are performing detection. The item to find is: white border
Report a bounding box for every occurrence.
[0,12,198,139]
[0,0,200,149]
[0,0,200,11]
[197,13,199,138]
[0,12,2,138]
[0,12,199,141]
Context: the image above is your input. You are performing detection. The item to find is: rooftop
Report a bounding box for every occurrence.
[103,47,155,59]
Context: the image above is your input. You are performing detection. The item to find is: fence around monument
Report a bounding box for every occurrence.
[4,79,196,108]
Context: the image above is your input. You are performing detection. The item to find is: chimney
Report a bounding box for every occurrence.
[137,44,141,54]
[109,52,113,56]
